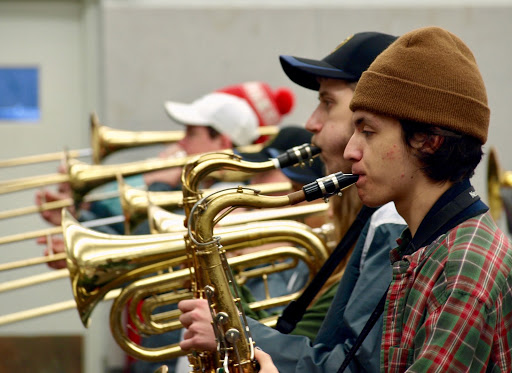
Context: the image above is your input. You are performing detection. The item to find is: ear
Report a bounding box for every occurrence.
[410,133,444,154]
[219,133,234,149]
[422,134,444,154]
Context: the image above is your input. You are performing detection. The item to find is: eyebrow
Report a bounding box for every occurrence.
[318,91,328,100]
[353,116,364,127]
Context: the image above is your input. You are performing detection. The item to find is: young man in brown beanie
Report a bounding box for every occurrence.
[257,26,512,373]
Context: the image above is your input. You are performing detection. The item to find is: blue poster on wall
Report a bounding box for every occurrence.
[0,67,40,122]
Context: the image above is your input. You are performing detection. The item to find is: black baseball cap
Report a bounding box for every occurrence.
[237,126,325,184]
[280,32,398,90]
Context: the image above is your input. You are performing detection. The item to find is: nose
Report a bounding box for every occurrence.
[305,106,323,133]
[178,136,187,149]
[343,133,361,163]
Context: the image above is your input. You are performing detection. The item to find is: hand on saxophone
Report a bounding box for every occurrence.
[178,298,217,352]
[254,348,279,373]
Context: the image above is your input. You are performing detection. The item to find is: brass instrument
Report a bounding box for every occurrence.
[0,125,281,220]
[62,209,328,324]
[0,187,321,249]
[117,141,319,232]
[91,113,278,165]
[118,178,294,232]
[108,246,316,362]
[148,203,329,235]
[0,211,328,327]
[0,198,330,278]
[185,172,357,372]
[62,210,328,362]
[0,112,278,168]
[487,147,512,229]
[0,214,126,247]
[0,154,196,198]
[0,187,126,221]
[148,203,338,251]
[0,112,181,168]
[0,129,279,199]
[90,112,184,164]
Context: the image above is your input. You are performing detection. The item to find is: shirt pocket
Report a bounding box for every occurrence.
[387,346,414,372]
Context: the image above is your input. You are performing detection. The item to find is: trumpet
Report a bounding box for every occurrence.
[184,172,357,371]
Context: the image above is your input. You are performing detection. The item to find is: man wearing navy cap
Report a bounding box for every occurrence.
[179,32,407,372]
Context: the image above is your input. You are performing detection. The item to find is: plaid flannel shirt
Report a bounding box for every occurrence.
[382,211,512,372]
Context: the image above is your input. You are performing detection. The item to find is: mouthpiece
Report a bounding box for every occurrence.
[274,144,321,169]
[302,172,358,202]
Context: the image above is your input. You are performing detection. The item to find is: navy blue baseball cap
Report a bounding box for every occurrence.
[280,32,398,90]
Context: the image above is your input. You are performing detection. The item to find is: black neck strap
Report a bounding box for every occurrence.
[275,205,377,334]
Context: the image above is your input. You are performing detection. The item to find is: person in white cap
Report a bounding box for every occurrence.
[142,91,261,190]
[35,85,287,235]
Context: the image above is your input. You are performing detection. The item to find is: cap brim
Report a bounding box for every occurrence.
[163,101,209,126]
[280,55,358,91]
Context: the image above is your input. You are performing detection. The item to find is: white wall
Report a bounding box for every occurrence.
[0,1,110,373]
[102,2,512,201]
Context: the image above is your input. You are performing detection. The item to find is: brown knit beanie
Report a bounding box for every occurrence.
[350,26,490,144]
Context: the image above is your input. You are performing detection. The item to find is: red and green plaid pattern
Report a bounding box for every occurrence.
[382,212,512,372]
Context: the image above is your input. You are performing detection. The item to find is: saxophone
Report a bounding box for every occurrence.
[180,143,320,219]
[186,172,358,372]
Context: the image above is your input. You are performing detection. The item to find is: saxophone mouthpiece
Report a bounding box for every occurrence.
[302,172,358,202]
[274,143,321,169]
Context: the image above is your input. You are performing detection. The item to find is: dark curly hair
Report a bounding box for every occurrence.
[400,120,483,183]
